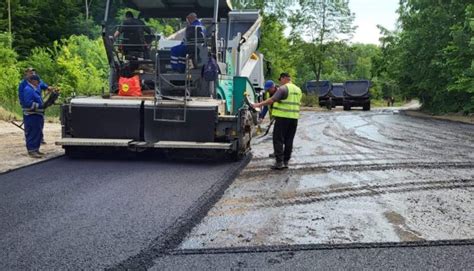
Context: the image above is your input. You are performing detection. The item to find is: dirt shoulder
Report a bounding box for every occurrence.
[401,110,474,125]
[0,120,64,174]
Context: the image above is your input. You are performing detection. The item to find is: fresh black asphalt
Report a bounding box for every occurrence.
[1,152,472,270]
[0,156,249,270]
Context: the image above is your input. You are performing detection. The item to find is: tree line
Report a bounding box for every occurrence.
[0,0,472,115]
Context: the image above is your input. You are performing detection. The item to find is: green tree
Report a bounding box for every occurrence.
[289,0,356,81]
[259,15,296,81]
[396,0,473,113]
[0,32,20,111]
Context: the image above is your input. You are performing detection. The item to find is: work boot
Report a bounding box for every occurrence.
[41,140,47,145]
[268,153,275,158]
[271,161,284,170]
[28,151,43,158]
[283,161,289,169]
[37,151,46,156]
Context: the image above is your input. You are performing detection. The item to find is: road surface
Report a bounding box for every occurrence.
[181,109,473,250]
[1,109,472,270]
[0,156,249,269]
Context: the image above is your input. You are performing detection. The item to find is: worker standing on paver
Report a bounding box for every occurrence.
[252,73,302,170]
[19,75,46,158]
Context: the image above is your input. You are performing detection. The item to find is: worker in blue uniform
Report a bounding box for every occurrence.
[186,12,207,36]
[19,75,46,158]
[18,67,50,97]
[259,80,278,122]
[171,13,207,72]
[18,67,51,145]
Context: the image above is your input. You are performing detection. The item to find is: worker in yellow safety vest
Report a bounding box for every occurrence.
[252,73,302,170]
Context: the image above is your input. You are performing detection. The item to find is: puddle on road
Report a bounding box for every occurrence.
[355,125,388,143]
[384,211,424,241]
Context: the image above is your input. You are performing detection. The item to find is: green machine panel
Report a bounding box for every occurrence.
[232,76,257,114]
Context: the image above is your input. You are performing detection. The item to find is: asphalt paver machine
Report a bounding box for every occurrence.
[57,0,265,159]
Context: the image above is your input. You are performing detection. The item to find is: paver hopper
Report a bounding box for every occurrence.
[56,0,265,159]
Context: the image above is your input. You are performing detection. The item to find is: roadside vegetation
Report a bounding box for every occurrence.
[0,0,472,118]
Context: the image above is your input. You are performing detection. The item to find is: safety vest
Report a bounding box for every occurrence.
[272,83,302,119]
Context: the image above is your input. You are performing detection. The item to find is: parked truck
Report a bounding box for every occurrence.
[331,83,345,107]
[305,80,333,110]
[343,80,371,111]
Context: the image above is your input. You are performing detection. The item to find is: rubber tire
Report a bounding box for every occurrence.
[363,102,371,111]
[343,104,351,111]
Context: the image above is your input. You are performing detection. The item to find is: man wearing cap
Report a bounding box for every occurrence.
[19,75,46,158]
[18,68,51,145]
[252,73,302,170]
[18,68,50,96]
[259,80,278,121]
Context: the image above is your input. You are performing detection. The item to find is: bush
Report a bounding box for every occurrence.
[301,93,319,107]
[0,33,21,114]
[23,35,109,104]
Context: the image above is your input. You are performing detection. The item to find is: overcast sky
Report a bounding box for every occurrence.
[348,0,399,44]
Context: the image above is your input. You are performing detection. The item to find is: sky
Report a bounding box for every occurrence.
[349,0,399,44]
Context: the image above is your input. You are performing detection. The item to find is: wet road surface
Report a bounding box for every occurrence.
[181,109,474,249]
[1,109,472,270]
[0,157,248,270]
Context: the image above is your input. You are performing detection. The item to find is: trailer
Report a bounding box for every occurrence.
[56,0,265,159]
[343,80,371,111]
[331,83,345,107]
[305,80,333,110]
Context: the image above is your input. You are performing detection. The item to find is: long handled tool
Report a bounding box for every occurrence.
[9,88,60,132]
[10,120,24,131]
[258,118,275,138]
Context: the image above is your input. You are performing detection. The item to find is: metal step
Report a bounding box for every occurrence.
[56,138,233,150]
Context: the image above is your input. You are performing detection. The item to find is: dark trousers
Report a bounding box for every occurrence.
[273,117,298,163]
[24,114,44,152]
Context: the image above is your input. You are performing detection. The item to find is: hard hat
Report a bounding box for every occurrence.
[264,80,275,90]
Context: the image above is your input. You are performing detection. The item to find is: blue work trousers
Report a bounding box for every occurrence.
[24,114,44,152]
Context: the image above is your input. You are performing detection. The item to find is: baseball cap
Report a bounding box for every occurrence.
[29,74,40,81]
[264,80,275,90]
[25,67,36,72]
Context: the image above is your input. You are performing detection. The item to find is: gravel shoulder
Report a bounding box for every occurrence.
[401,110,474,125]
[180,108,474,249]
[0,120,63,174]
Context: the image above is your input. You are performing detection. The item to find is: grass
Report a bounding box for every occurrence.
[0,106,21,121]
[371,99,404,107]
[0,100,60,123]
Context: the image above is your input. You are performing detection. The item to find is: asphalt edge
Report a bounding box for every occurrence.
[0,154,64,176]
[107,153,253,270]
[399,110,474,125]
[165,239,474,256]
